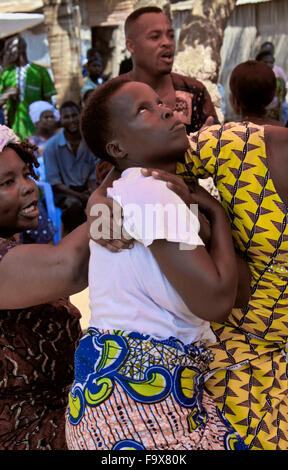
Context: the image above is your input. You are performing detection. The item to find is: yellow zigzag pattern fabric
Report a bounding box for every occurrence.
[177,122,288,450]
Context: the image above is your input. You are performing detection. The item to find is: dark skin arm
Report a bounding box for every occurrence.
[87,166,251,309]
[149,183,238,322]
[87,179,97,194]
[53,183,89,205]
[86,167,133,252]
[0,223,89,309]
[0,87,19,106]
[141,168,252,309]
[87,165,238,322]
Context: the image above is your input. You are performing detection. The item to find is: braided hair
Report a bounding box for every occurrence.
[7,139,39,180]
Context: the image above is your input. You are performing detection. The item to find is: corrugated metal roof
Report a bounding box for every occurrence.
[170,0,196,11]
[0,13,44,39]
[0,1,43,13]
[236,0,271,5]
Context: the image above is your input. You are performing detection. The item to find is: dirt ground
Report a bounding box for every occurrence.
[70,288,91,331]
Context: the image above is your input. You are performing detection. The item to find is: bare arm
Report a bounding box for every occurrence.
[86,167,133,251]
[0,223,89,309]
[53,183,89,204]
[142,168,251,310]
[87,179,97,194]
[149,193,238,323]
[0,87,19,107]
[88,167,121,199]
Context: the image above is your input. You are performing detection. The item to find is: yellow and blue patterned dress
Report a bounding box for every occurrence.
[177,122,288,450]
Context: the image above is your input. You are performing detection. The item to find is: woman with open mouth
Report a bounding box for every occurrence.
[0,125,90,450]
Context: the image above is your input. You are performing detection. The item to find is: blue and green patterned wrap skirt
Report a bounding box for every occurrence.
[66,328,248,450]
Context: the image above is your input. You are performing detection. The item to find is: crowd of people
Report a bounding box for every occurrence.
[0,5,287,452]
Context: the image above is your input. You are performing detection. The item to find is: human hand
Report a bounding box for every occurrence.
[141,168,213,246]
[78,191,90,205]
[86,190,133,252]
[0,87,19,103]
[200,115,214,130]
[141,168,191,206]
[188,181,223,222]
[5,87,19,99]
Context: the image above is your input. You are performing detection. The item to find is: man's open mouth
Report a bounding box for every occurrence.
[160,51,174,60]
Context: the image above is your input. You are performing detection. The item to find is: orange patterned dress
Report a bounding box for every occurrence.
[177,122,288,450]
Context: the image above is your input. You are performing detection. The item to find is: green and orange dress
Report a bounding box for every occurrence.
[177,122,288,450]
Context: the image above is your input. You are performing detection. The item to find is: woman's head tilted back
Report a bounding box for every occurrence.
[0,125,40,238]
[81,77,131,166]
[81,78,188,171]
[230,60,276,117]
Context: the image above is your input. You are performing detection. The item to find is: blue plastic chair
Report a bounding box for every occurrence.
[35,156,46,181]
[36,180,62,244]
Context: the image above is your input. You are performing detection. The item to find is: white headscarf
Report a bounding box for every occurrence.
[0,125,20,152]
[29,101,60,124]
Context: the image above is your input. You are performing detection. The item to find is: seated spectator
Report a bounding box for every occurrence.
[28,100,60,161]
[44,101,97,235]
[81,49,105,105]
[256,50,286,122]
[229,60,283,126]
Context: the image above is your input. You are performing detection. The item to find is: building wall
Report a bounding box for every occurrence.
[85,0,134,26]
[21,23,50,68]
[84,0,134,78]
[219,0,288,120]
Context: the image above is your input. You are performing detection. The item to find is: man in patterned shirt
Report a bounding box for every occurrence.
[96,6,217,183]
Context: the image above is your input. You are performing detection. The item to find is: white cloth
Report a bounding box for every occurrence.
[0,124,19,151]
[88,167,215,345]
[29,100,60,124]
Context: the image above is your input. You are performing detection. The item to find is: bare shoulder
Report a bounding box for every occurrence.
[264,124,288,143]
[264,125,288,182]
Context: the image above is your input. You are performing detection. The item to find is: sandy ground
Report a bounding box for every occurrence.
[70,288,91,331]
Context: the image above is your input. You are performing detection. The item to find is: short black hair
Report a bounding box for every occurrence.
[125,6,163,38]
[255,50,275,63]
[230,60,276,115]
[60,100,80,114]
[5,34,27,49]
[81,77,132,165]
[260,41,274,53]
[7,139,39,180]
[86,48,102,64]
